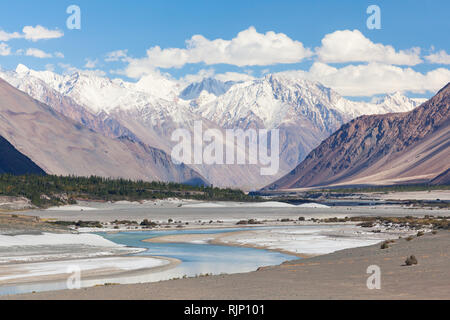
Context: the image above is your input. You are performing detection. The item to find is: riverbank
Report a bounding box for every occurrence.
[0,232,180,286]
[143,223,416,258]
[5,230,449,299]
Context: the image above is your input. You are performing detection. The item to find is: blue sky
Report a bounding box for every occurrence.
[0,0,449,98]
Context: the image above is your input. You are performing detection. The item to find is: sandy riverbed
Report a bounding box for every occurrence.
[5,230,449,300]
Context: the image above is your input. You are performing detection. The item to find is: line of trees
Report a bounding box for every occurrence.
[0,174,257,207]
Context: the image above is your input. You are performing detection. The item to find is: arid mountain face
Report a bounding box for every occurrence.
[0,136,45,175]
[0,79,207,184]
[265,83,450,189]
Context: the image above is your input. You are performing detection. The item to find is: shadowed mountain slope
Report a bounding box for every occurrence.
[0,135,46,175]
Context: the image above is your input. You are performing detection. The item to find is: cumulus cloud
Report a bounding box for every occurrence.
[121,27,313,78]
[0,30,21,41]
[22,25,63,42]
[316,29,422,66]
[425,50,450,65]
[282,62,450,96]
[58,62,106,77]
[54,52,64,58]
[0,43,11,56]
[177,68,256,88]
[25,48,53,58]
[105,49,129,62]
[214,72,256,83]
[84,58,98,69]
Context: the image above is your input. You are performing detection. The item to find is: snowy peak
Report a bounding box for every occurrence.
[135,72,180,101]
[180,78,235,100]
[15,64,30,74]
[370,92,426,113]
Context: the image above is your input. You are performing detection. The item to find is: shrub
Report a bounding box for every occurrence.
[380,241,389,249]
[405,236,414,241]
[417,231,425,237]
[140,219,157,227]
[358,221,375,228]
[298,217,305,221]
[405,255,418,266]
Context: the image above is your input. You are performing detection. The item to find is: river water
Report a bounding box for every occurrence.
[0,227,297,296]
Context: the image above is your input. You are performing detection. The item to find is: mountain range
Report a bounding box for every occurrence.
[265,83,450,189]
[0,65,427,188]
[0,79,206,185]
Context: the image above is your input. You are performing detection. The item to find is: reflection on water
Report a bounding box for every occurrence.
[0,228,298,296]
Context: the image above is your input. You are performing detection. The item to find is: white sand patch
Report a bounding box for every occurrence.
[0,233,121,247]
[220,226,392,255]
[0,257,169,283]
[181,201,296,208]
[244,201,296,208]
[182,202,227,208]
[47,205,98,211]
[297,203,330,208]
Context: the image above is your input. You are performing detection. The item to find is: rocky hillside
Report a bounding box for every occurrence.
[265,83,450,189]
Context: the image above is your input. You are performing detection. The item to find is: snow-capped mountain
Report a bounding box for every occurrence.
[0,65,422,189]
[179,78,235,100]
[196,74,422,131]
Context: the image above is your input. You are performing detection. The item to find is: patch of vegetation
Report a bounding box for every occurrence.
[112,220,138,225]
[236,219,262,225]
[50,220,103,228]
[318,184,450,194]
[0,174,259,208]
[140,219,158,228]
[317,215,449,230]
[405,255,418,266]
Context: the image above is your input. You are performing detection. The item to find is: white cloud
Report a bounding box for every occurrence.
[178,69,216,85]
[316,29,422,66]
[105,49,129,62]
[22,25,63,42]
[214,72,256,83]
[283,62,450,96]
[25,48,53,58]
[0,30,21,41]
[0,42,11,56]
[58,63,106,77]
[84,58,98,69]
[45,64,55,72]
[54,51,64,58]
[425,50,450,65]
[122,27,313,78]
[177,68,256,87]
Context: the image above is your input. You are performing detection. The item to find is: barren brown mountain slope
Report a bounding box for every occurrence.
[0,79,206,184]
[265,83,450,189]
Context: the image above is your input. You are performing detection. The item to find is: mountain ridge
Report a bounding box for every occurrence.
[0,65,425,188]
[264,83,450,190]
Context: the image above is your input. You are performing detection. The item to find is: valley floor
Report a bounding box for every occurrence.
[0,196,449,300]
[4,230,449,300]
